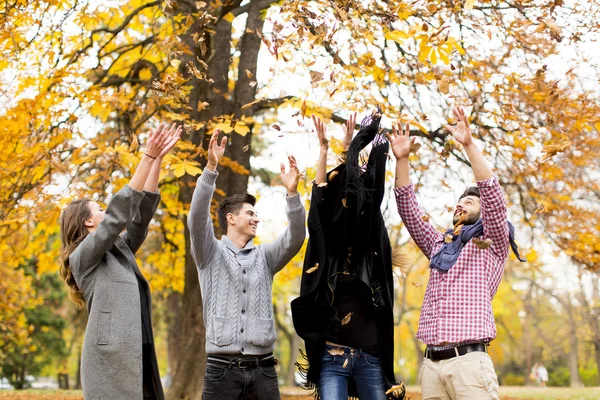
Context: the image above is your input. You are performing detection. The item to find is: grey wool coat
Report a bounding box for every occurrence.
[70,186,164,400]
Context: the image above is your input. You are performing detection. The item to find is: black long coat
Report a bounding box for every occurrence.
[291,112,399,398]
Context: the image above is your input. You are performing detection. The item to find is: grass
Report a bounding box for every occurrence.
[0,386,598,400]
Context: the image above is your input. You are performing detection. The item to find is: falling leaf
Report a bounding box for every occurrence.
[197,101,209,111]
[310,70,324,84]
[541,140,571,162]
[342,198,348,208]
[241,99,260,110]
[223,12,235,23]
[170,59,181,69]
[317,182,328,187]
[342,358,348,368]
[439,77,450,94]
[535,205,547,214]
[444,234,453,243]
[328,348,344,356]
[341,312,354,325]
[306,263,319,274]
[297,119,304,127]
[464,0,476,10]
[410,142,422,152]
[412,281,424,288]
[245,69,253,78]
[328,171,339,180]
[306,60,316,67]
[195,1,206,8]
[421,214,430,222]
[329,88,338,97]
[249,81,257,87]
[272,124,281,131]
[243,145,250,152]
[453,225,463,236]
[473,237,493,249]
[129,134,139,152]
[301,100,307,117]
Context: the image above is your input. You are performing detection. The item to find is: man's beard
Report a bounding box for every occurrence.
[453,211,481,226]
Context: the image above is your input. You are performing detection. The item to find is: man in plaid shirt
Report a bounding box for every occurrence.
[387,107,508,400]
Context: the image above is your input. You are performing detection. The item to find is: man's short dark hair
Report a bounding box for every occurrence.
[459,186,480,201]
[217,193,257,235]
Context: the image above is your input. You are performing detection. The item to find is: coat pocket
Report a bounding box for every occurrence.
[207,315,236,347]
[97,311,111,345]
[247,316,277,347]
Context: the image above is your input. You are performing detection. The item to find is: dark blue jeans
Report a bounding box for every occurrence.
[201,356,280,400]
[318,344,387,400]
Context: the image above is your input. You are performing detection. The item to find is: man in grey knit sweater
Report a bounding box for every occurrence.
[188,130,306,399]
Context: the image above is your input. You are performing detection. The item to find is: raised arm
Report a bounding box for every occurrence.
[445,107,508,257]
[263,155,306,274]
[123,124,182,254]
[311,115,329,184]
[70,124,173,279]
[387,122,442,258]
[187,130,226,268]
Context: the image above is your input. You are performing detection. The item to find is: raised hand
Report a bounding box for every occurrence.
[342,112,356,151]
[385,122,415,159]
[144,123,172,158]
[445,107,473,147]
[280,155,300,196]
[311,115,329,152]
[158,123,182,159]
[207,130,227,171]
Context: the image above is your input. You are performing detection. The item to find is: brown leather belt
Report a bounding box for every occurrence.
[424,342,487,362]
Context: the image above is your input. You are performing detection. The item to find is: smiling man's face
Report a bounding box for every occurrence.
[228,203,259,238]
[453,195,481,226]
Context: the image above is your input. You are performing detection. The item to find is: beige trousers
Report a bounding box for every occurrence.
[419,351,499,400]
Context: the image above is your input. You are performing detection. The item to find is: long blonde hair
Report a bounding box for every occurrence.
[59,199,91,309]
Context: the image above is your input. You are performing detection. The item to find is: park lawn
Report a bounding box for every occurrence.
[1,386,599,400]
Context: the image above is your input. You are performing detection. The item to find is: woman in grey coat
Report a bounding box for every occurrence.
[59,123,180,399]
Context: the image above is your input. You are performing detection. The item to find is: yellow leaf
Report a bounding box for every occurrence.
[234,124,250,136]
[223,13,235,23]
[170,59,181,69]
[465,0,476,10]
[306,263,319,274]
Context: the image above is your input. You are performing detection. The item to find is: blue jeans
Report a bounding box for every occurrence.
[318,344,387,400]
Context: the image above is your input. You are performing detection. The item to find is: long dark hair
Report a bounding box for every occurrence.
[59,199,91,309]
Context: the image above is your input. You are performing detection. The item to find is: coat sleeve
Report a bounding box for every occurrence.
[121,190,161,254]
[70,185,145,283]
[262,193,307,274]
[187,170,220,269]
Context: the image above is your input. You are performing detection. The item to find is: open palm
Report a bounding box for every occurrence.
[386,122,414,159]
[445,107,473,146]
[280,155,300,195]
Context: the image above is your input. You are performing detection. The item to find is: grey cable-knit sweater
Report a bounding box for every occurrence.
[188,169,306,355]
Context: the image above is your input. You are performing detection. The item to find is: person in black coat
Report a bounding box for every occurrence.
[291,109,405,399]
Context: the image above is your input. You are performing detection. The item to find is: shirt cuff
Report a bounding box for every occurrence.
[393,182,414,196]
[199,169,218,186]
[476,175,499,188]
[285,192,302,210]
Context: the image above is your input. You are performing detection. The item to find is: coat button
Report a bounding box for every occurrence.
[243,269,247,274]
[243,289,247,294]
[240,329,244,333]
[242,310,245,314]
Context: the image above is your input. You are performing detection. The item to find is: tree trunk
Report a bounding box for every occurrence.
[566,300,584,388]
[285,334,302,387]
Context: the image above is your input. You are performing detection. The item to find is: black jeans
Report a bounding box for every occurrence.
[202,354,280,400]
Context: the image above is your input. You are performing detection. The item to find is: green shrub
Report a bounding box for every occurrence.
[502,373,525,386]
[548,366,570,387]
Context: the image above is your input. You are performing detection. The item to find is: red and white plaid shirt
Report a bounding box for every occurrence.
[394,177,509,345]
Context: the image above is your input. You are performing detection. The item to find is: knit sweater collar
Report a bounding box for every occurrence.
[221,234,256,253]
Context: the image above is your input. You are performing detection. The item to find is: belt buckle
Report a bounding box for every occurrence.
[237,359,256,369]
